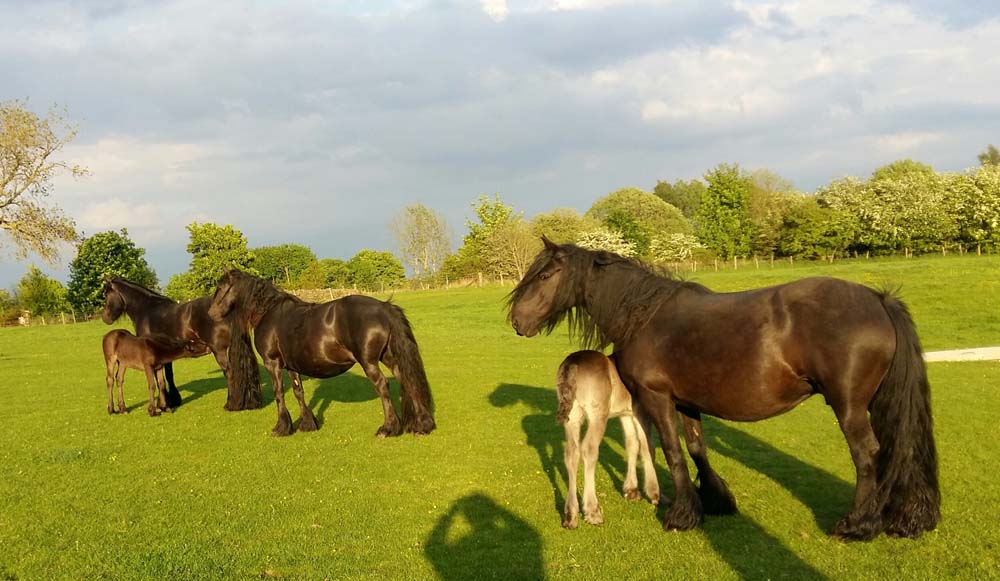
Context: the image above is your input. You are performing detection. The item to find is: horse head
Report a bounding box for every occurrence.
[102,277,126,324]
[508,236,576,337]
[208,269,239,322]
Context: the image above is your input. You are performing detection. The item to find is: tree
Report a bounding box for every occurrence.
[172,222,256,298]
[452,194,529,279]
[586,188,692,255]
[648,233,703,263]
[66,229,158,313]
[603,209,651,256]
[320,258,352,288]
[576,228,636,256]
[487,218,540,279]
[1,100,84,262]
[697,164,754,259]
[653,179,706,220]
[391,203,451,279]
[530,208,599,244]
[252,244,316,286]
[777,197,856,259]
[748,169,798,256]
[16,264,69,315]
[346,250,405,291]
[979,144,1000,167]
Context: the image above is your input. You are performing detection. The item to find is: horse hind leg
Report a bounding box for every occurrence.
[562,405,584,529]
[581,410,609,525]
[632,409,660,504]
[115,364,128,414]
[831,402,883,541]
[156,367,174,413]
[144,366,161,417]
[266,362,294,437]
[362,362,402,438]
[290,371,318,433]
[106,359,117,415]
[681,411,737,515]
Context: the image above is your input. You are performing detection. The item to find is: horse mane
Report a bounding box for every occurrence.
[509,242,686,349]
[229,270,304,325]
[108,277,174,303]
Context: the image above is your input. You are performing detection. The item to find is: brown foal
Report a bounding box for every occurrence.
[102,329,207,416]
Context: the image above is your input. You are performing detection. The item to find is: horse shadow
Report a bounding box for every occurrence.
[305,370,401,428]
[424,492,545,580]
[488,383,637,515]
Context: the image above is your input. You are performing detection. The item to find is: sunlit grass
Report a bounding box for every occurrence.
[0,255,997,579]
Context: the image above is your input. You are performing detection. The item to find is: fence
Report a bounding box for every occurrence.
[0,310,96,328]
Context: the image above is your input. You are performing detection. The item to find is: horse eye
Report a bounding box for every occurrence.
[540,272,553,281]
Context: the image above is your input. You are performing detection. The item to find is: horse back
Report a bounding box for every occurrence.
[559,350,636,420]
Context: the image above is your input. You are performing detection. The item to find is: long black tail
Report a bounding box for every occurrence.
[385,302,436,435]
[869,290,940,537]
[555,359,578,424]
[224,314,262,411]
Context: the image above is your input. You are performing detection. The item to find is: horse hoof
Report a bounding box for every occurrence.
[562,517,579,530]
[584,511,604,526]
[148,410,161,417]
[120,409,130,415]
[624,488,641,502]
[375,425,402,438]
[663,508,701,531]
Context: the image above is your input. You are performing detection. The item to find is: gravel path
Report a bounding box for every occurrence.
[925,346,1000,362]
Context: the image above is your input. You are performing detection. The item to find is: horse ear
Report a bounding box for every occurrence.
[593,251,617,267]
[541,235,560,252]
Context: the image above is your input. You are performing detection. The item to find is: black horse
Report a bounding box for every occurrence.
[508,238,939,541]
[208,269,436,437]
[102,277,262,410]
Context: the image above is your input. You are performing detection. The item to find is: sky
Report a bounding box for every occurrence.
[2,0,999,288]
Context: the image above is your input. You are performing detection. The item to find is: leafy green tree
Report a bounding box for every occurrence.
[653,179,705,220]
[947,165,1000,249]
[777,197,856,259]
[979,144,1000,167]
[16,264,69,315]
[649,233,703,262]
[391,203,451,279]
[449,194,533,278]
[167,222,256,299]
[748,169,799,256]
[1,100,83,263]
[320,258,352,288]
[66,229,158,313]
[586,187,692,259]
[697,164,754,259]
[252,244,316,286]
[346,250,405,291]
[529,208,599,244]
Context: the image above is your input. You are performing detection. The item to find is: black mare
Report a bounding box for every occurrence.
[208,270,436,437]
[102,277,262,410]
[508,238,939,541]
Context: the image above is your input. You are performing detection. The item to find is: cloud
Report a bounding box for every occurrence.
[481,0,508,22]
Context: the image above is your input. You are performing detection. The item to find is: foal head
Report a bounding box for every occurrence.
[102,279,126,324]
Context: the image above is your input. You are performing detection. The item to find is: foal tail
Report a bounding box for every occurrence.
[225,314,263,411]
[385,302,436,435]
[555,358,578,424]
[869,290,940,538]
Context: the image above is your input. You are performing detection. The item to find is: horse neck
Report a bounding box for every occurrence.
[579,261,678,346]
[241,280,294,327]
[115,283,171,323]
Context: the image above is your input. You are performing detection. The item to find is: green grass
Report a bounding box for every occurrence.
[0,255,998,579]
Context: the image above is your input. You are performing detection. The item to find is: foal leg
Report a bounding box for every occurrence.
[290,371,319,433]
[267,362,294,437]
[639,389,702,531]
[831,402,882,540]
[633,409,660,504]
[680,411,737,515]
[156,368,173,413]
[581,411,608,525]
[144,366,161,417]
[106,359,117,415]
[362,362,403,438]
[115,365,128,414]
[562,405,584,529]
[620,416,642,501]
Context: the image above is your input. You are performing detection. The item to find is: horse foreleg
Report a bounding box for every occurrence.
[144,366,160,417]
[289,371,318,433]
[641,390,702,531]
[562,405,583,529]
[266,362,293,437]
[581,411,608,525]
[832,403,882,540]
[155,367,173,413]
[362,362,402,438]
[620,415,641,501]
[162,362,182,409]
[680,410,736,515]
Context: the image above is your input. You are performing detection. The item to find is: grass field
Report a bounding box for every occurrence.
[1,255,998,579]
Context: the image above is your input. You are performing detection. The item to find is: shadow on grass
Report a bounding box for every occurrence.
[425,492,545,580]
[491,384,836,579]
[488,384,639,516]
[701,417,854,532]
